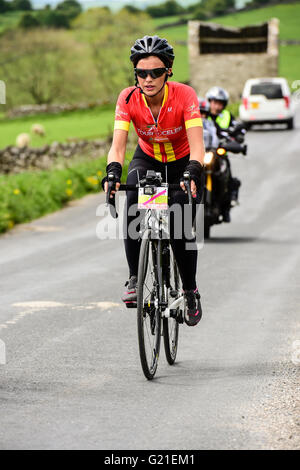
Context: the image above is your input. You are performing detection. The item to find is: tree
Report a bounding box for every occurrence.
[121,5,142,14]
[192,5,209,20]
[55,0,82,20]
[192,0,236,19]
[0,0,12,13]
[18,12,41,28]
[36,10,70,28]
[163,0,185,15]
[11,0,32,11]
[72,7,112,29]
[75,8,152,101]
[0,29,98,107]
[146,0,184,18]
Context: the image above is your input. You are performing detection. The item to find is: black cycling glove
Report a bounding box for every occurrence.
[101,162,122,190]
[181,160,204,194]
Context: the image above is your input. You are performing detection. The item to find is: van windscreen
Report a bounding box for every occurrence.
[250,83,283,99]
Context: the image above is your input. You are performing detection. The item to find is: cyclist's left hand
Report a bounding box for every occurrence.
[180,179,197,198]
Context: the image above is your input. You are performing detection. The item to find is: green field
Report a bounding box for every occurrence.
[0,104,115,148]
[210,3,300,40]
[155,2,300,86]
[0,11,23,34]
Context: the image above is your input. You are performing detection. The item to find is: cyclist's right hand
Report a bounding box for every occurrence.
[104,180,120,198]
[101,162,122,198]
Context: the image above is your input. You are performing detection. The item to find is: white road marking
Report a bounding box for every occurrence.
[0,301,121,332]
[12,301,66,308]
[90,302,120,310]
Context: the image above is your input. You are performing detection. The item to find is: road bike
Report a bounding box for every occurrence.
[106,170,193,380]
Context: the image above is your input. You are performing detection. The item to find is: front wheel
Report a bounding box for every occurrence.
[137,233,161,380]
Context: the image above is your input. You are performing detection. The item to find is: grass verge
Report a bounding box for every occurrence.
[0,153,131,234]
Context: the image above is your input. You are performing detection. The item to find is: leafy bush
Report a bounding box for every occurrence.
[18,12,40,29]
[55,0,82,20]
[36,10,70,28]
[146,0,185,18]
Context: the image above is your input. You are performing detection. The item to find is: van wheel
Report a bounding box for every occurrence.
[287,118,294,130]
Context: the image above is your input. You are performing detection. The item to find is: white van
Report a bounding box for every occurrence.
[239,77,295,129]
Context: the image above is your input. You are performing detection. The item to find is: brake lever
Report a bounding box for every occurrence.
[106,173,118,219]
[183,171,192,205]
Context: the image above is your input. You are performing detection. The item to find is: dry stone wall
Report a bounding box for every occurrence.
[0,139,110,174]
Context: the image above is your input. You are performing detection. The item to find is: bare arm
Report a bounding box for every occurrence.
[180,126,205,196]
[186,126,205,165]
[105,129,128,195]
[107,129,128,165]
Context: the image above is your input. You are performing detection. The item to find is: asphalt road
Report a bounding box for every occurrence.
[0,110,299,450]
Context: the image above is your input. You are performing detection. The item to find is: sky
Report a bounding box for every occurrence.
[29,0,249,11]
[30,0,199,10]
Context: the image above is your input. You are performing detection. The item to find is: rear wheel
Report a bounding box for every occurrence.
[163,248,181,365]
[137,233,161,380]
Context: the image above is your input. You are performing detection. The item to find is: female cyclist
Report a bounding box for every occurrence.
[102,35,205,326]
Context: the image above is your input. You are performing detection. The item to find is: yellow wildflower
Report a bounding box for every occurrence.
[66,188,73,197]
[13,189,20,195]
[97,170,103,177]
[86,176,99,186]
[8,221,14,229]
[66,179,72,186]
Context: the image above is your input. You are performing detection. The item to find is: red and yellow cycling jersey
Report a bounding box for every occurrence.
[114,81,203,163]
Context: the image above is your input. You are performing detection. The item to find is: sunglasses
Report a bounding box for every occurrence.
[135,67,169,79]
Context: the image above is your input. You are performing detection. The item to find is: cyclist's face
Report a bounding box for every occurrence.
[210,99,225,116]
[136,56,171,97]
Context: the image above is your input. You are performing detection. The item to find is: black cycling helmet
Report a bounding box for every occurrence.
[130,35,175,68]
[206,86,229,107]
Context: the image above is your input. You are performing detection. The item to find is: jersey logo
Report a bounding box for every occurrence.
[187,103,200,117]
[168,107,172,112]
[115,105,128,119]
